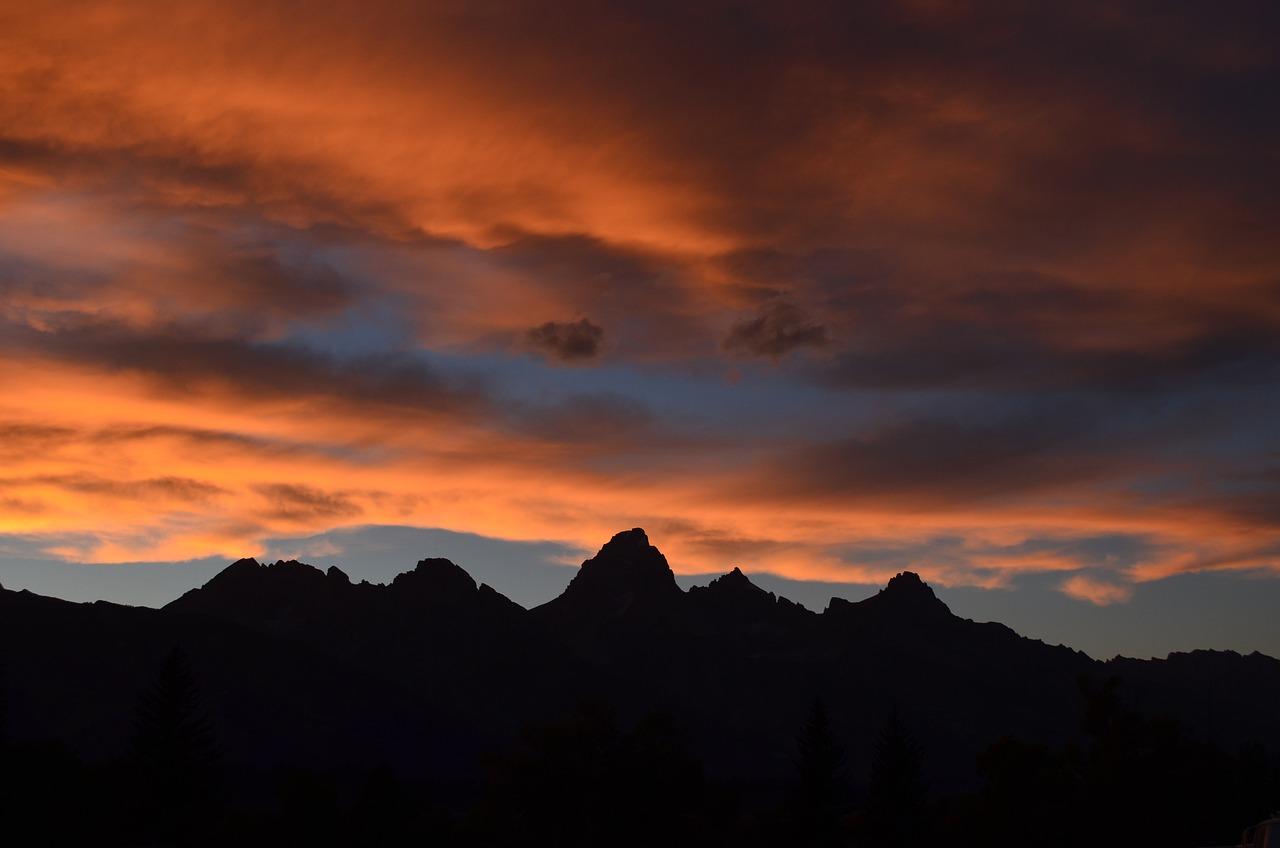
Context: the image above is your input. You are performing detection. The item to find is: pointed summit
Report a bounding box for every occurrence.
[823,570,953,626]
[685,565,800,628]
[699,567,771,599]
[537,528,681,621]
[166,557,341,623]
[391,557,477,599]
[882,571,935,598]
[867,571,952,618]
[569,528,680,602]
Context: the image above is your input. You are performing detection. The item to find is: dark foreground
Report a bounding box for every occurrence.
[2,529,1277,846]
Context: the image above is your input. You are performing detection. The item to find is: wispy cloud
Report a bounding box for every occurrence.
[1059,574,1134,606]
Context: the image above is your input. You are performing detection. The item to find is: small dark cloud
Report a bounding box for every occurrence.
[525,318,604,363]
[252,483,363,522]
[0,497,47,515]
[0,474,228,503]
[723,301,829,360]
[0,423,78,459]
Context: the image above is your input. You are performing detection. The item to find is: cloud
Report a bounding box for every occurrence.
[0,0,1277,624]
[744,407,1121,509]
[524,318,604,363]
[1059,574,1134,606]
[0,474,229,504]
[723,300,829,360]
[252,483,364,523]
[2,315,491,422]
[0,422,77,460]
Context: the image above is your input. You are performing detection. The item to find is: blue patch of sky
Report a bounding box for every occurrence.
[940,569,1280,662]
[279,297,420,359]
[677,564,1280,661]
[260,524,587,609]
[0,525,589,610]
[674,571,882,616]
[418,349,896,443]
[824,533,1156,577]
[0,534,232,609]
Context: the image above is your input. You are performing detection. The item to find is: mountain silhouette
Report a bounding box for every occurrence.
[166,554,602,740]
[3,528,1278,797]
[0,585,473,779]
[534,528,683,638]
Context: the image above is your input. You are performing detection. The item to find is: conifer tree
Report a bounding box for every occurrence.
[865,704,929,848]
[130,643,222,847]
[792,697,848,846]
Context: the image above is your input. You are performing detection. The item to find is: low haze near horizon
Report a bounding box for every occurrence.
[2,1,1278,660]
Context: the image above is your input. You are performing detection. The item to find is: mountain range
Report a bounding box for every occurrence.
[3,528,1277,793]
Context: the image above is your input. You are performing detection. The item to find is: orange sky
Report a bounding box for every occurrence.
[2,1,1278,657]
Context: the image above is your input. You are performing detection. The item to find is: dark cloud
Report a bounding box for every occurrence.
[3,316,491,420]
[0,474,227,503]
[190,228,358,322]
[723,300,829,360]
[714,254,1280,393]
[0,423,78,458]
[749,408,1125,509]
[810,312,1280,394]
[524,318,604,363]
[0,497,45,515]
[252,483,363,522]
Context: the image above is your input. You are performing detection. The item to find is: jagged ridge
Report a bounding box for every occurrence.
[5,527,1278,792]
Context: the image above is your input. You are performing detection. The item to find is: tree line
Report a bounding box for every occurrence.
[1,649,1276,847]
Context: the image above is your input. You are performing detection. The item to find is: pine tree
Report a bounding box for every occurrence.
[791,697,848,846]
[130,643,222,847]
[865,704,929,848]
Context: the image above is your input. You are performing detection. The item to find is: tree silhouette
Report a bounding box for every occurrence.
[352,766,432,847]
[1073,674,1264,847]
[271,768,346,848]
[130,643,222,847]
[0,660,8,754]
[473,701,720,847]
[960,734,1081,848]
[791,697,848,846]
[865,705,929,848]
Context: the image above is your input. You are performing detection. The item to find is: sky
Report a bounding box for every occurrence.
[2,1,1278,661]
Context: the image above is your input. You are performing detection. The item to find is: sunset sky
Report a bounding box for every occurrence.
[2,1,1278,660]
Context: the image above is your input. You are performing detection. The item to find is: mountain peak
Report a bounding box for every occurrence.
[874,571,951,616]
[822,570,953,624]
[704,567,769,597]
[600,527,652,553]
[541,527,681,617]
[686,566,788,623]
[391,557,477,597]
[884,570,930,595]
[165,556,334,621]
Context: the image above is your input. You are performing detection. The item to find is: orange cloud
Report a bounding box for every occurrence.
[1059,574,1134,606]
[1,0,1277,614]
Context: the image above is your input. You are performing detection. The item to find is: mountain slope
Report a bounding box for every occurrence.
[5,527,1278,793]
[0,587,475,779]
